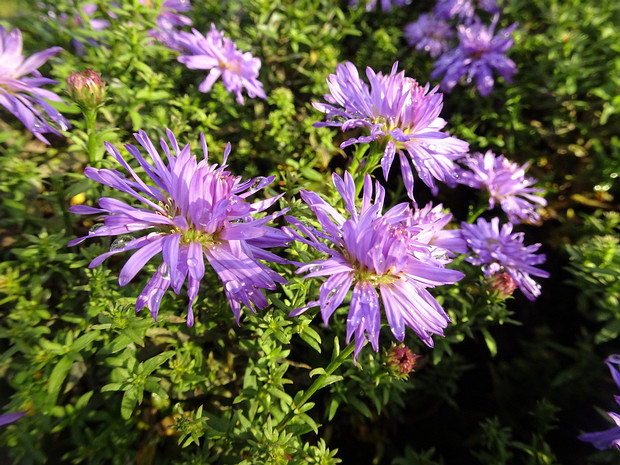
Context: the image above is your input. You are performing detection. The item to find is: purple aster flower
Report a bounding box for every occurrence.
[68,129,289,326]
[406,202,468,259]
[580,355,620,450]
[0,25,70,144]
[434,0,500,22]
[349,0,409,11]
[0,410,27,426]
[458,150,547,224]
[142,0,193,48]
[173,24,266,105]
[285,172,464,359]
[430,16,517,96]
[461,217,548,300]
[314,61,469,200]
[404,13,455,58]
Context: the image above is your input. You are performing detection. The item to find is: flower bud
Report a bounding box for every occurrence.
[387,345,420,377]
[66,69,105,108]
[488,271,517,298]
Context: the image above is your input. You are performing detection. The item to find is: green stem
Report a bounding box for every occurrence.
[467,201,489,224]
[84,108,98,166]
[276,340,355,432]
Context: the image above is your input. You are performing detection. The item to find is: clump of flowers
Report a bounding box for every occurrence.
[387,345,421,377]
[313,61,469,200]
[0,25,70,143]
[69,129,289,326]
[173,24,266,105]
[580,355,620,451]
[461,217,549,300]
[285,172,464,359]
[458,150,547,224]
[404,13,454,58]
[431,16,517,96]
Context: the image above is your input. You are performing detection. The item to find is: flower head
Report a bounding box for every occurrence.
[173,24,266,105]
[431,16,517,96]
[143,0,193,48]
[66,68,105,109]
[579,355,620,450]
[434,0,500,22]
[314,61,469,200]
[387,345,420,377]
[458,150,547,223]
[69,129,289,326]
[404,14,454,58]
[0,25,70,143]
[461,217,549,300]
[286,172,464,359]
[349,0,409,11]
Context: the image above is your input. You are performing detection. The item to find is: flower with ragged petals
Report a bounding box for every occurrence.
[434,0,500,22]
[431,16,517,96]
[404,13,454,58]
[461,217,548,300]
[458,150,546,224]
[349,0,409,11]
[579,355,620,451]
[173,24,266,105]
[69,129,289,326]
[0,25,70,143]
[143,0,193,48]
[285,172,464,359]
[314,61,469,200]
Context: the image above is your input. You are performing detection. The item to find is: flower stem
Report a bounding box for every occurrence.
[276,340,355,432]
[467,202,488,223]
[84,108,98,166]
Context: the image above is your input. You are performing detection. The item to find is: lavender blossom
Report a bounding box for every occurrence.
[349,0,409,11]
[461,217,548,300]
[0,25,70,143]
[404,14,454,58]
[580,355,620,450]
[314,62,469,200]
[458,151,546,223]
[174,24,266,105]
[143,0,193,48]
[431,16,517,96]
[69,129,289,326]
[286,172,464,359]
[434,0,500,22]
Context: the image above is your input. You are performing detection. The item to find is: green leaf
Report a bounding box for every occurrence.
[141,351,175,375]
[71,331,101,352]
[481,327,498,357]
[121,388,138,420]
[47,355,74,406]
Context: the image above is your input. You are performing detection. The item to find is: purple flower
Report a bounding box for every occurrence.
[431,16,517,96]
[0,410,27,426]
[349,0,409,11]
[0,25,70,144]
[69,129,289,326]
[579,355,620,450]
[143,0,193,47]
[461,217,549,300]
[434,0,500,22]
[314,62,469,200]
[285,172,464,359]
[173,24,266,105]
[404,14,455,58]
[458,150,547,224]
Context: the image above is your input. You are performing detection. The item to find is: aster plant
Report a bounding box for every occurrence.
[0,25,70,144]
[313,61,469,200]
[285,172,465,360]
[458,150,547,224]
[173,24,266,105]
[431,16,517,96]
[461,217,548,300]
[404,13,454,58]
[69,129,289,326]
[580,355,620,451]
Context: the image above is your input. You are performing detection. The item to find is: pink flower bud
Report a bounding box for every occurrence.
[66,69,105,108]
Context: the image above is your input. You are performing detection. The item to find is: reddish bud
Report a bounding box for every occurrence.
[387,345,420,377]
[488,271,517,298]
[66,69,105,108]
